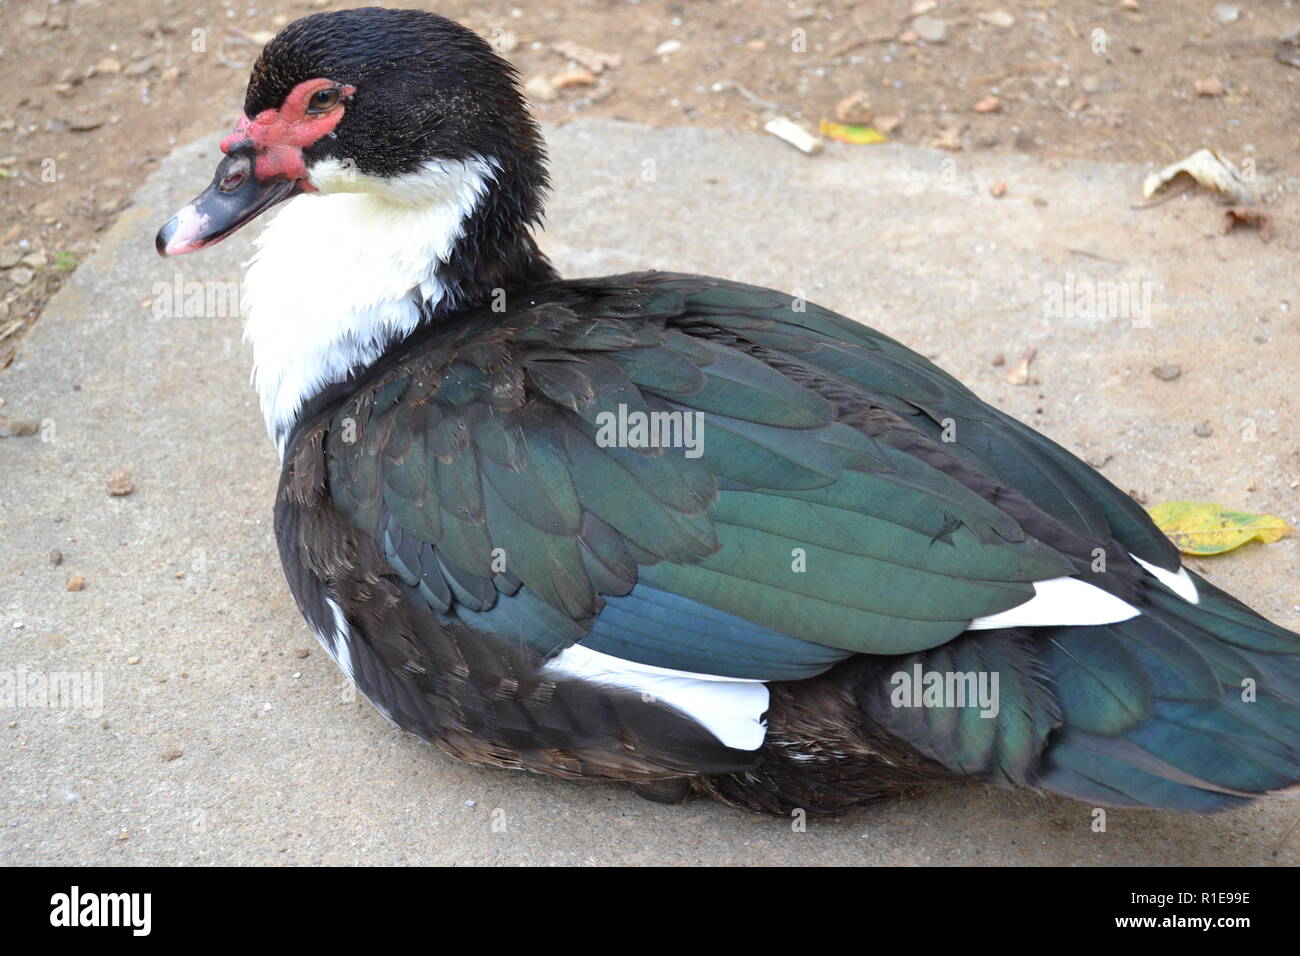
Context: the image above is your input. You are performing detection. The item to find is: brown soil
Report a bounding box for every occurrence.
[2,0,1297,367]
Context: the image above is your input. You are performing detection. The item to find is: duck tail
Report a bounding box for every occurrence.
[854,572,1300,812]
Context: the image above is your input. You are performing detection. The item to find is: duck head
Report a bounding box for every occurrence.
[156,6,549,257]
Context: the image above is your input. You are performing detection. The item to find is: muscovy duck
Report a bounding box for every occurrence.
[156,7,1300,815]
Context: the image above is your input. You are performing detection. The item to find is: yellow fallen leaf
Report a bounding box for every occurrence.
[819,119,887,145]
[1147,501,1294,556]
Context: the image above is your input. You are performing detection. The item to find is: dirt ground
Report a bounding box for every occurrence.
[2,0,1298,366]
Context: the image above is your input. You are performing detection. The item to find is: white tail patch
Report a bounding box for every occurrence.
[966,577,1141,630]
[543,643,769,751]
[1131,554,1200,604]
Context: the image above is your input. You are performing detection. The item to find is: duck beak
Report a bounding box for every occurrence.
[155,147,300,257]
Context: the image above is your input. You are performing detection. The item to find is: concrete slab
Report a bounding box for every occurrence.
[2,119,1297,865]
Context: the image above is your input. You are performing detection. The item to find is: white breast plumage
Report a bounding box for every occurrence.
[241,155,497,454]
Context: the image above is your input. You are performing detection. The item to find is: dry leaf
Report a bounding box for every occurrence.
[928,126,963,150]
[550,68,596,90]
[833,90,873,125]
[552,41,621,74]
[874,113,904,134]
[1142,148,1256,204]
[1223,206,1273,242]
[1147,501,1294,555]
[1005,347,1036,385]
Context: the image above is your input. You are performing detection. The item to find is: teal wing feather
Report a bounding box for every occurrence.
[324,273,1103,682]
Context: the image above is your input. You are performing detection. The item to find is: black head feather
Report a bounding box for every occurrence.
[248,7,557,307]
[248,8,541,183]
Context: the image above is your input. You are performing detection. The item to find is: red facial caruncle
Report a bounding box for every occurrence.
[156,78,356,257]
[220,78,356,188]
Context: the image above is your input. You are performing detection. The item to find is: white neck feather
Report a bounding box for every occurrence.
[241,155,496,455]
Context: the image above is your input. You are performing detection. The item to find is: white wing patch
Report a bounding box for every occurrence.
[543,644,770,751]
[1131,554,1200,604]
[965,552,1199,631]
[966,576,1142,630]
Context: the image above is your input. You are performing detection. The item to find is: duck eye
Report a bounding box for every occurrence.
[307,88,341,114]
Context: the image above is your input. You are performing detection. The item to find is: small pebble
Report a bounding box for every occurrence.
[1213,4,1240,24]
[160,747,183,762]
[1195,77,1225,97]
[294,648,310,659]
[0,417,41,438]
[106,470,134,496]
[49,550,63,566]
[912,15,948,43]
[523,75,556,102]
[990,181,1007,198]
[66,576,85,592]
[1151,364,1182,381]
[977,9,1016,29]
[1193,421,1214,437]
